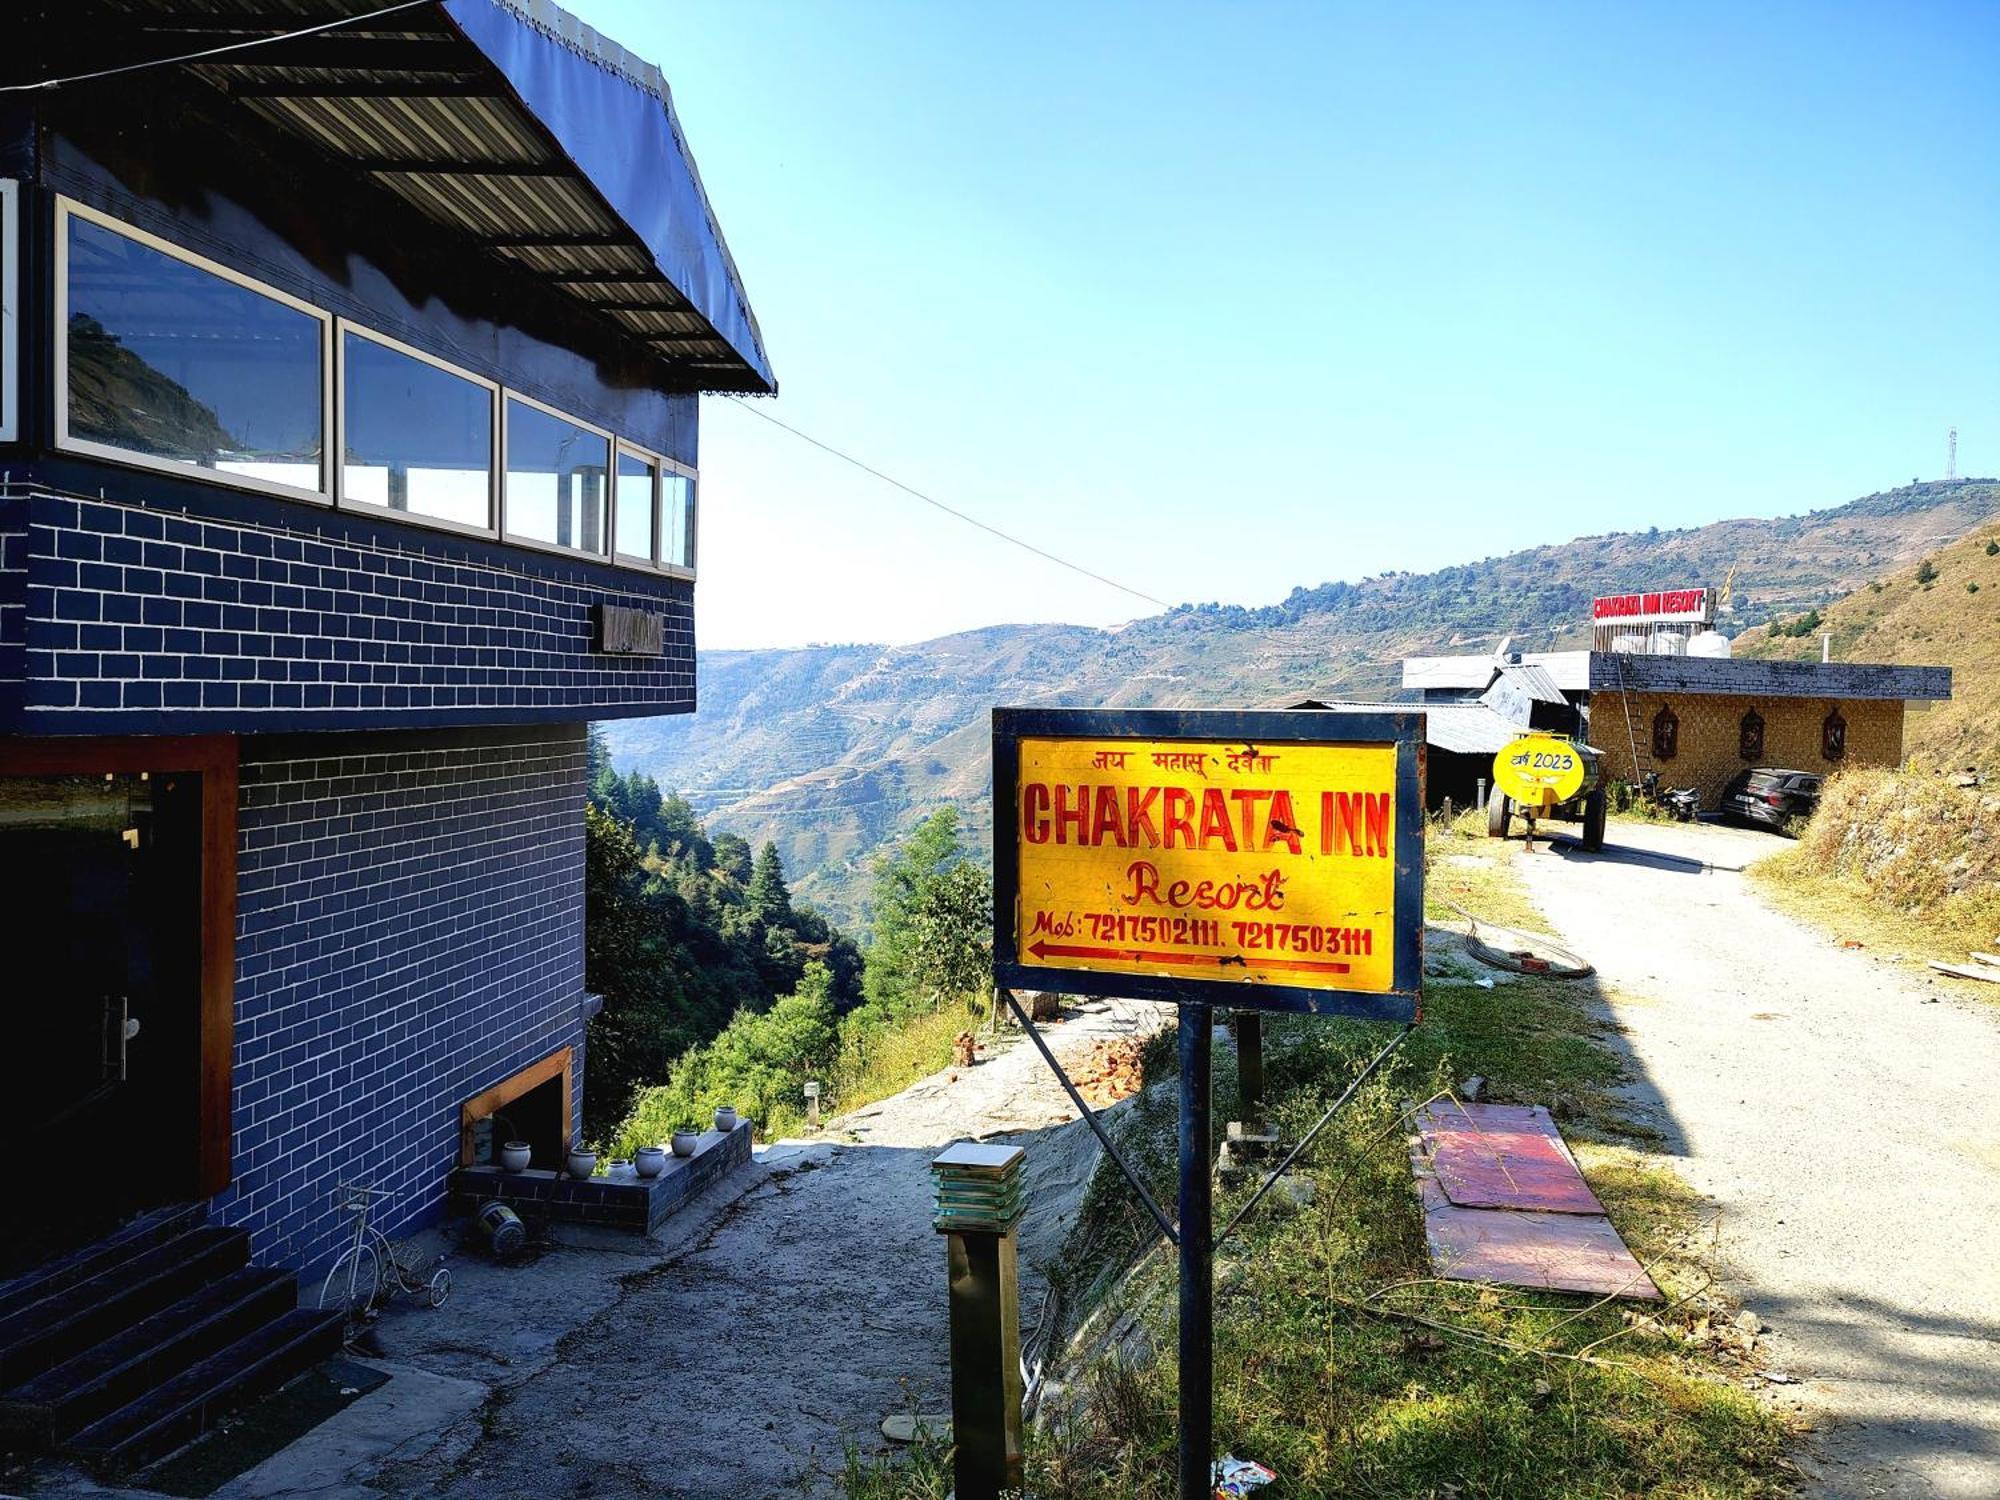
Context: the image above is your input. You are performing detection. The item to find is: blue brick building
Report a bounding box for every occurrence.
[0,0,772,1303]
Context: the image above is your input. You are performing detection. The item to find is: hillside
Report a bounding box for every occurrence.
[606,479,2000,923]
[1736,508,2000,773]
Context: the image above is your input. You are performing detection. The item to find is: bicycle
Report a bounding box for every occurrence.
[318,1181,452,1323]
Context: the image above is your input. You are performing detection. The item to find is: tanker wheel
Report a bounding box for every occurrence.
[1486,793,1510,839]
[1580,788,1607,850]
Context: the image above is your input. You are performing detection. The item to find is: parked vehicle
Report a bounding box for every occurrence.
[1722,768,1822,831]
[1659,784,1702,823]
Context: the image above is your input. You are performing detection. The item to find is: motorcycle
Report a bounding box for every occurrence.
[1639,772,1702,823]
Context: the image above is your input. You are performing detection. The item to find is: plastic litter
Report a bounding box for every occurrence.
[1213,1456,1276,1497]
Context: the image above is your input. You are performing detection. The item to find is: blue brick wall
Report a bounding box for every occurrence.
[215,723,590,1274]
[2,476,695,735]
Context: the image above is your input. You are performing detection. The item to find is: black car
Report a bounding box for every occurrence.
[1722,768,1822,830]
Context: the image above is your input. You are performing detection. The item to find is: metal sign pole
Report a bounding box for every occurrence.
[1178,999,1214,1500]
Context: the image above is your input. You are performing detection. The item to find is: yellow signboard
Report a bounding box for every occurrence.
[1492,733,1589,806]
[1005,729,1408,1002]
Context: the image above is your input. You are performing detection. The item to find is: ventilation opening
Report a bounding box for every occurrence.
[460,1047,571,1172]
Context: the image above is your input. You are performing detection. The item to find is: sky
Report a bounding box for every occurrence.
[567,1,2000,651]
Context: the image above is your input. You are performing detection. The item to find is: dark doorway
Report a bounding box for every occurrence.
[2,772,205,1274]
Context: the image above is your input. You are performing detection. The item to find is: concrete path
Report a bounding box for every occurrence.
[361,998,1163,1500]
[1518,820,2000,1499]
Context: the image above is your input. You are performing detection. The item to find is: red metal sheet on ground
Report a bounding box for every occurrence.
[1414,1164,1662,1300]
[1418,1099,1606,1215]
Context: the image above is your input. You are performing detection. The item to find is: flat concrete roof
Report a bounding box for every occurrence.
[1403,651,1951,703]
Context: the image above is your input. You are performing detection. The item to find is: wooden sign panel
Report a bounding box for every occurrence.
[992,708,1424,1020]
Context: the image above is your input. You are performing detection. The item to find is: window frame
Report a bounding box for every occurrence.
[611,438,664,568]
[500,389,616,562]
[334,318,501,541]
[659,455,698,578]
[52,196,334,506]
[0,179,17,443]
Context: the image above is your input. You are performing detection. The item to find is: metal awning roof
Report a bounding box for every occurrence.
[81,0,773,393]
[1288,699,1522,757]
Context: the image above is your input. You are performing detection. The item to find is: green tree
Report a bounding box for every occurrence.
[1916,557,1940,586]
[908,859,993,1010]
[712,833,753,884]
[747,840,795,926]
[864,816,988,1016]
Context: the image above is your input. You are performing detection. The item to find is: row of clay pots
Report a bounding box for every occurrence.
[501,1106,742,1181]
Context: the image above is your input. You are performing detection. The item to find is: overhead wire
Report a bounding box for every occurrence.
[0,0,436,94]
[721,396,1173,612]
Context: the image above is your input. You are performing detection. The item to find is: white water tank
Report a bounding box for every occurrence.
[1649,632,1687,655]
[1612,634,1647,654]
[1687,630,1732,659]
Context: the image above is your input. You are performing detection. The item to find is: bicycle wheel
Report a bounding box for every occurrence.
[427,1266,452,1308]
[318,1241,383,1319]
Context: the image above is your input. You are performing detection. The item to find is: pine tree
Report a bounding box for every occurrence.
[747,840,794,927]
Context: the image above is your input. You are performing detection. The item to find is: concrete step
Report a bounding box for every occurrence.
[0,1226,250,1388]
[0,1267,297,1446]
[0,1204,208,1323]
[66,1308,346,1476]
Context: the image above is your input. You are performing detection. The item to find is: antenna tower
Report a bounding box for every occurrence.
[1947,426,1958,482]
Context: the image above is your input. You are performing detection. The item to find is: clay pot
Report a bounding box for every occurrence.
[671,1130,699,1158]
[565,1148,597,1180]
[635,1146,668,1178]
[713,1106,739,1133]
[499,1141,531,1173]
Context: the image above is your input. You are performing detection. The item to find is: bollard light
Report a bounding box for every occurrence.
[930,1142,1027,1499]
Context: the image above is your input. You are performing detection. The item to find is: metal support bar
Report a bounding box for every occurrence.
[1002,989,1177,1246]
[1177,1001,1214,1500]
[1213,1023,1414,1251]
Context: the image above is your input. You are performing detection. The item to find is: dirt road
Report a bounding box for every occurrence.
[1519,820,2000,1499]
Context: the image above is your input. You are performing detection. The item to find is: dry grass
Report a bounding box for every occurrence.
[840,833,1797,1499]
[1755,767,2000,968]
[1736,517,2000,774]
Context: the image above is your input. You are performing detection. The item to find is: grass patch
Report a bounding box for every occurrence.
[816,1001,989,1139]
[852,834,1797,1498]
[1752,768,2000,972]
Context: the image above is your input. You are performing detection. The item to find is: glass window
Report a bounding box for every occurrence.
[342,332,492,528]
[1,180,16,442]
[663,471,697,569]
[64,211,323,493]
[504,398,608,553]
[615,451,656,561]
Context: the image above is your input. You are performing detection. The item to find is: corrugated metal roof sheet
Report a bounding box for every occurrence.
[1499,662,1567,703]
[88,0,774,392]
[1287,700,1522,757]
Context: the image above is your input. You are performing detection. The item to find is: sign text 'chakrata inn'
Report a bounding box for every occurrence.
[991,708,1425,1019]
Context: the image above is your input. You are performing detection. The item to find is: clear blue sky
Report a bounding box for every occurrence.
[569,1,1998,650]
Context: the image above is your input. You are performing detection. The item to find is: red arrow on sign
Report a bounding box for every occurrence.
[1028,939,1350,977]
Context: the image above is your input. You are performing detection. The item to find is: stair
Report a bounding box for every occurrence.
[65,1309,342,1475]
[0,1212,345,1478]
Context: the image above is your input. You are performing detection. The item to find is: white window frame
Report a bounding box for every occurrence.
[660,456,698,578]
[0,180,17,444]
[335,319,501,540]
[611,438,663,569]
[500,389,615,561]
[52,196,334,506]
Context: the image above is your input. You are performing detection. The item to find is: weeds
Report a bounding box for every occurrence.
[849,834,1795,1499]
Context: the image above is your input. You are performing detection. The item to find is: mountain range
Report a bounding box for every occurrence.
[603,479,2000,925]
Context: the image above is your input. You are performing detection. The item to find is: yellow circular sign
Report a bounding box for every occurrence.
[1493,734,1589,806]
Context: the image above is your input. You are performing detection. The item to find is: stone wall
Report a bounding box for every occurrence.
[217,723,590,1273]
[1590,692,1905,806]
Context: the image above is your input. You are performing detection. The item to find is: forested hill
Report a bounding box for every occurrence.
[603,479,2000,924]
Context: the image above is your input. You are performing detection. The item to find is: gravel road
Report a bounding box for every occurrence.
[1518,819,2000,1499]
[365,998,1165,1500]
